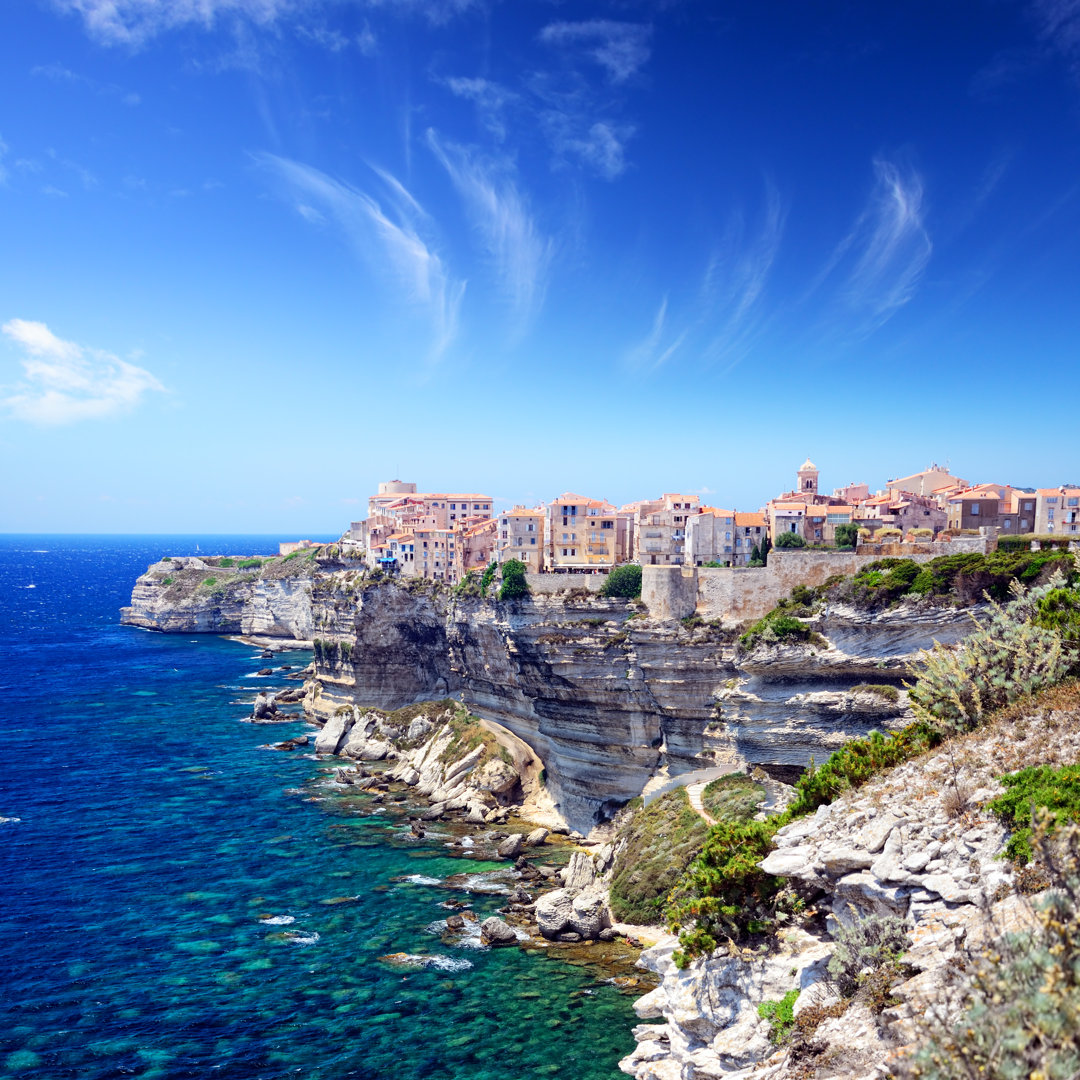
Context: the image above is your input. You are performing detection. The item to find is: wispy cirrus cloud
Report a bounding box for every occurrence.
[811,158,932,336]
[622,296,687,371]
[1,319,165,424]
[701,181,786,366]
[1034,0,1080,70]
[625,183,786,373]
[55,0,475,46]
[444,77,518,141]
[256,153,465,362]
[426,130,553,337]
[32,61,141,105]
[538,20,652,84]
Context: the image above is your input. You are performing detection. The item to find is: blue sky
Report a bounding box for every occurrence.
[2,0,1079,533]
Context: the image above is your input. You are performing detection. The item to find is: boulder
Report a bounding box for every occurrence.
[525,828,549,847]
[535,885,610,940]
[251,692,277,720]
[407,716,433,741]
[497,834,525,859]
[480,917,518,946]
[314,712,355,754]
[472,757,520,796]
[464,802,488,825]
[536,889,577,939]
[560,851,596,890]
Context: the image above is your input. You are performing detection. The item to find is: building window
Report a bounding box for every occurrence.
[601,520,613,529]
[971,504,979,516]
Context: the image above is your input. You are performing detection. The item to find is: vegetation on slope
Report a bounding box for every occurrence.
[668,573,1080,965]
[608,790,708,925]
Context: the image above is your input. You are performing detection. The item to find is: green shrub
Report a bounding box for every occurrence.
[161,576,174,586]
[834,522,859,549]
[202,576,217,587]
[608,789,710,925]
[788,724,940,818]
[758,989,800,1044]
[701,560,724,568]
[237,558,264,570]
[774,532,806,549]
[480,561,498,594]
[987,763,1080,864]
[218,557,236,568]
[668,817,787,959]
[827,912,910,999]
[739,612,811,648]
[850,683,900,702]
[498,559,530,601]
[601,563,643,598]
[907,577,1073,733]
[827,550,1076,610]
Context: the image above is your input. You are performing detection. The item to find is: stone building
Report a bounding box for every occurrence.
[495,507,546,572]
[1035,486,1080,536]
[545,493,629,571]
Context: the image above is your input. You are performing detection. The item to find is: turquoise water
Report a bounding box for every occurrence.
[0,536,639,1079]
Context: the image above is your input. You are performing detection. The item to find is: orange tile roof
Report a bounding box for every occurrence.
[735,512,767,526]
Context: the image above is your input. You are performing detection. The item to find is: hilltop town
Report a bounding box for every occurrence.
[281,460,1080,585]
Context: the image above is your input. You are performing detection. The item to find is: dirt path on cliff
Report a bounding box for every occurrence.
[683,780,717,825]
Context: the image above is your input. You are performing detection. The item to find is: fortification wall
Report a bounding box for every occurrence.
[642,543,985,625]
[640,565,698,620]
[524,572,607,595]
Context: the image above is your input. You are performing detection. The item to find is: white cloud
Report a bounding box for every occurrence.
[1,319,166,424]
[556,119,633,180]
[539,20,652,84]
[444,76,517,141]
[623,296,687,371]
[31,61,141,104]
[53,0,299,45]
[296,202,325,224]
[830,158,932,332]
[256,152,465,362]
[55,0,475,46]
[427,131,553,335]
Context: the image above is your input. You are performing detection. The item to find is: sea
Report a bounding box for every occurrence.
[0,536,641,1080]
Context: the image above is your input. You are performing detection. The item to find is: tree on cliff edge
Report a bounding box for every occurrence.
[601,564,643,599]
[498,559,529,600]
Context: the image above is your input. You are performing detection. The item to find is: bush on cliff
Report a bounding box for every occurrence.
[498,559,529,601]
[987,762,1080,864]
[907,577,1076,733]
[600,564,642,599]
[826,550,1076,611]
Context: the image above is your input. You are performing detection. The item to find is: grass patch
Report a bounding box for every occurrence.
[988,763,1080,864]
[201,576,217,587]
[739,612,811,649]
[758,989,799,1044]
[161,576,174,586]
[608,789,710,925]
[237,557,264,570]
[701,772,766,822]
[850,683,901,703]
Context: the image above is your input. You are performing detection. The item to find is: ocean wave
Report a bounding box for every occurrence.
[283,931,320,946]
[259,915,296,925]
[398,874,443,887]
[378,952,472,972]
[0,816,21,825]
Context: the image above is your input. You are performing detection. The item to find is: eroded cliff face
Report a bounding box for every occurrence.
[123,558,981,832]
[302,580,976,832]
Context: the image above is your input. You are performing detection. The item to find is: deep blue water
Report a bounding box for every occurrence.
[0,536,639,1080]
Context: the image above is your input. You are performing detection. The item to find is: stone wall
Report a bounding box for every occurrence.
[644,544,977,625]
[640,565,699,620]
[523,572,607,595]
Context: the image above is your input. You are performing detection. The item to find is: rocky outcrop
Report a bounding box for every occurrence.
[619,693,1080,1080]
[121,555,322,639]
